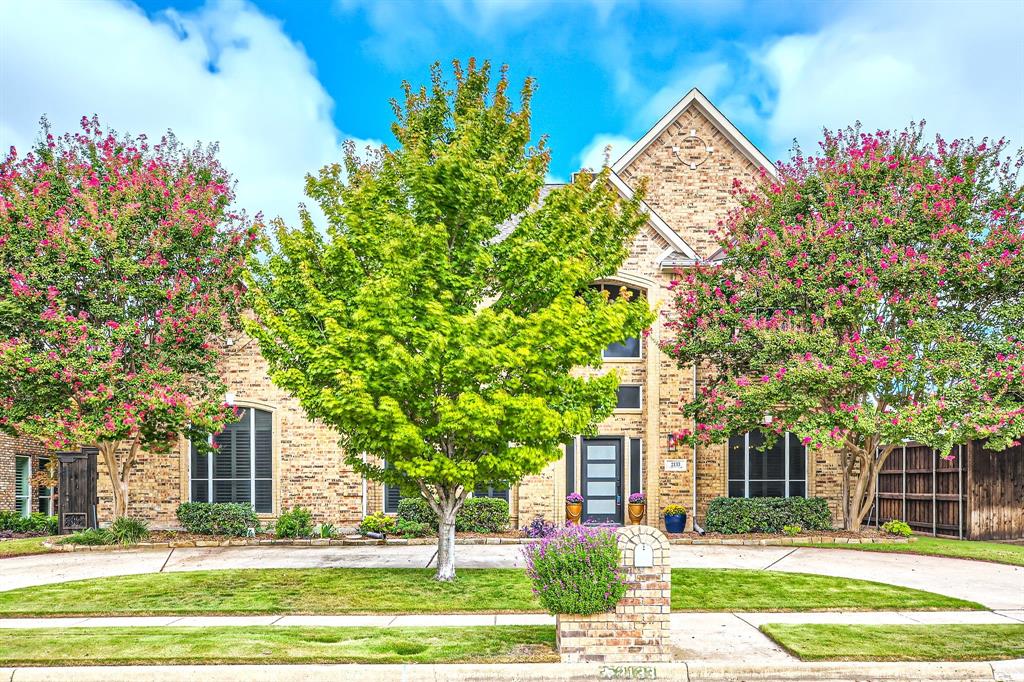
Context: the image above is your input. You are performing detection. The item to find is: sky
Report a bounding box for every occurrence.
[1,0,1022,225]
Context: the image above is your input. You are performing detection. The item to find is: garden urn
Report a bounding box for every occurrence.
[627,493,646,525]
[565,493,583,524]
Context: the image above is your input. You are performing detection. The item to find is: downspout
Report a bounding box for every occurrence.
[691,361,698,530]
[361,452,367,519]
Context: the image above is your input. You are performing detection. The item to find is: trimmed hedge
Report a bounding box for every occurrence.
[704,496,832,534]
[0,511,58,535]
[176,502,261,537]
[396,496,509,533]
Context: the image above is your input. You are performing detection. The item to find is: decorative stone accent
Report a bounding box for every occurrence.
[556,525,672,663]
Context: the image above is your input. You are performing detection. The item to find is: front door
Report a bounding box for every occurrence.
[582,438,622,524]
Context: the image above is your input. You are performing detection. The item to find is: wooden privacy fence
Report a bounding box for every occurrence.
[866,440,1024,540]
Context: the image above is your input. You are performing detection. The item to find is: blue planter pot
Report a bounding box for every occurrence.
[664,513,686,533]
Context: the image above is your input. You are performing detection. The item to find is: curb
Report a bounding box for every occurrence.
[1,660,1018,681]
[43,535,915,552]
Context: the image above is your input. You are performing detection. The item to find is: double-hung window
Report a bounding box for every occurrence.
[590,283,644,359]
[37,456,54,515]
[190,407,273,513]
[727,431,806,498]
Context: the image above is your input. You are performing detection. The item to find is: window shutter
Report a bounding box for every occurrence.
[565,439,576,495]
[474,485,509,501]
[254,410,273,513]
[384,460,401,513]
[190,442,210,503]
[629,438,642,494]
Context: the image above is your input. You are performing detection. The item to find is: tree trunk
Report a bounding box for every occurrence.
[97,436,140,521]
[435,508,458,582]
[841,443,895,531]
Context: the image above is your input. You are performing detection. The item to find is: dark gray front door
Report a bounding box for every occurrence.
[582,438,622,524]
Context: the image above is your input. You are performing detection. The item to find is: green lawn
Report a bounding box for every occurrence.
[0,537,55,559]
[761,623,1024,661]
[0,625,558,666]
[0,567,980,616]
[805,536,1024,567]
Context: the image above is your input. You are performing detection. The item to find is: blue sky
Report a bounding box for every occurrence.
[2,0,1022,224]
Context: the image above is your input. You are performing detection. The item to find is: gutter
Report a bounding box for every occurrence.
[692,361,698,530]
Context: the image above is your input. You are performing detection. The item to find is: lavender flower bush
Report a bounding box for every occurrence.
[522,516,557,538]
[522,524,628,615]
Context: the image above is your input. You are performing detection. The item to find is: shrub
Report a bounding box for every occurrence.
[395,519,430,538]
[58,528,113,545]
[0,511,58,535]
[783,524,802,537]
[109,516,149,545]
[176,502,261,537]
[359,512,396,535]
[704,497,832,534]
[318,523,336,539]
[396,497,510,533]
[522,524,628,615]
[275,506,314,538]
[882,519,913,537]
[522,516,557,538]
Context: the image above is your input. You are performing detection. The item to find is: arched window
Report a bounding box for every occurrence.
[590,282,645,359]
[190,407,273,513]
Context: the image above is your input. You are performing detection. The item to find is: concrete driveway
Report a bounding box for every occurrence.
[1,544,1021,610]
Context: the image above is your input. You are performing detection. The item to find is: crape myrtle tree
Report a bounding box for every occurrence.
[0,117,259,518]
[662,124,1024,530]
[247,60,653,580]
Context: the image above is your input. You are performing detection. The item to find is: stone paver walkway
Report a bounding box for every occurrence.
[3,543,1021,609]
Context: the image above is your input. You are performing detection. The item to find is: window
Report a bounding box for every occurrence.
[615,385,642,410]
[728,431,806,498]
[14,456,30,518]
[190,407,273,513]
[384,461,401,513]
[37,457,54,515]
[591,283,644,359]
[473,484,510,502]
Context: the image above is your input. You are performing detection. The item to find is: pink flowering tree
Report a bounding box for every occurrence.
[662,124,1024,530]
[0,117,259,518]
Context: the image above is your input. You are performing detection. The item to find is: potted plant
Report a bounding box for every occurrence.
[627,492,646,525]
[565,492,584,524]
[663,504,687,533]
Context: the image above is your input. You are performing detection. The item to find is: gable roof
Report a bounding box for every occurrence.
[607,172,699,261]
[612,88,777,179]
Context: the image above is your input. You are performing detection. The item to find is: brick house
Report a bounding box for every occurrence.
[0,89,844,531]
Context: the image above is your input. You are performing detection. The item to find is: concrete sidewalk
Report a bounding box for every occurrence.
[2,543,1022,609]
[1,661,1022,682]
[2,610,1022,664]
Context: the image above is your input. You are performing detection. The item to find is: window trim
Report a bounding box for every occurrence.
[189,404,275,514]
[14,455,30,518]
[614,384,643,412]
[728,431,806,499]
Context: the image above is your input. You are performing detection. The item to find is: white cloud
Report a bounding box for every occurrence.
[576,133,634,172]
[0,0,377,226]
[758,1,1024,157]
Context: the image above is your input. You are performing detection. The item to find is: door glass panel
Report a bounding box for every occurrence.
[587,463,616,478]
[587,481,615,496]
[586,445,617,460]
[587,499,616,514]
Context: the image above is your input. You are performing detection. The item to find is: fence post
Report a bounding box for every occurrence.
[901,444,907,522]
[958,443,964,540]
[931,448,937,537]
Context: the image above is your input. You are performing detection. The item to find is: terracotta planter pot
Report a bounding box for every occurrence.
[627,503,646,525]
[566,502,583,524]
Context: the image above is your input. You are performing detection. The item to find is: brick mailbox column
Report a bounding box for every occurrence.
[556,525,672,663]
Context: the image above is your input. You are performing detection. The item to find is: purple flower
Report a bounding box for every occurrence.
[565,492,583,504]
[628,492,646,504]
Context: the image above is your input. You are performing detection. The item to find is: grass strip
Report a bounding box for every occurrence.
[0,567,981,616]
[0,537,56,559]
[760,623,1024,661]
[798,536,1024,567]
[0,625,558,666]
